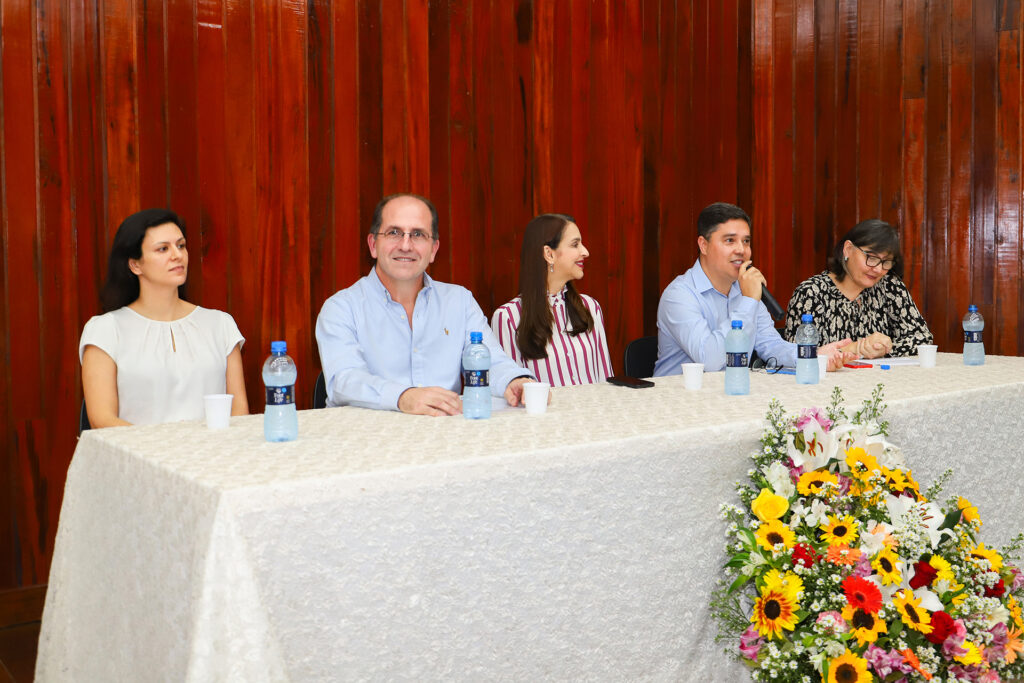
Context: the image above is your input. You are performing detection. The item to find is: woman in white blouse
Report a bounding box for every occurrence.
[491,214,612,387]
[80,209,248,427]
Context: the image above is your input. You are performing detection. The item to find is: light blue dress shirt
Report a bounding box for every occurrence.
[653,259,797,375]
[315,268,532,410]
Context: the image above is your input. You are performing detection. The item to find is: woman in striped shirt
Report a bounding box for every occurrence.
[491,214,612,387]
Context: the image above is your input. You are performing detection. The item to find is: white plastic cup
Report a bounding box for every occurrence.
[817,354,829,376]
[522,382,551,415]
[681,363,704,390]
[918,344,938,368]
[204,394,233,429]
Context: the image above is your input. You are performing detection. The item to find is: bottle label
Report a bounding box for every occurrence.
[964,330,982,344]
[798,344,817,359]
[266,385,295,405]
[464,369,489,388]
[726,351,748,369]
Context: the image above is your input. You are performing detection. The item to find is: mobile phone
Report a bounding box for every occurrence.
[844,362,872,369]
[606,375,655,389]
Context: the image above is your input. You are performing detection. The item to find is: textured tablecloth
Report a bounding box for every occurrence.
[36,353,1024,682]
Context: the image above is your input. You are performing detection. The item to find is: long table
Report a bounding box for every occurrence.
[36,354,1024,681]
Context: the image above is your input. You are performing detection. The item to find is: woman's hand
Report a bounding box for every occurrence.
[843,332,892,359]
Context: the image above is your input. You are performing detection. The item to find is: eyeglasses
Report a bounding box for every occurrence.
[375,228,434,244]
[751,356,784,374]
[854,245,895,270]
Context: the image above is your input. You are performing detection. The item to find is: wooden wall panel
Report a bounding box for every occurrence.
[3,0,1024,593]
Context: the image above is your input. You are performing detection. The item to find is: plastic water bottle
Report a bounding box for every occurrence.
[462,331,491,419]
[963,304,985,366]
[263,340,298,441]
[795,313,820,384]
[724,320,750,395]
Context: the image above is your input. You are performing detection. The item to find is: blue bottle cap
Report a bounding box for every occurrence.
[968,304,978,312]
[801,313,813,323]
[271,340,287,354]
[880,364,891,370]
[731,320,743,329]
[469,331,483,343]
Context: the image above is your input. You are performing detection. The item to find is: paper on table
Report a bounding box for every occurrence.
[862,357,920,367]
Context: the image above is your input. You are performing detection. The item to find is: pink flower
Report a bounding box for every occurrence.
[1008,565,1024,591]
[987,623,1009,664]
[943,618,969,658]
[864,644,912,677]
[815,611,848,635]
[739,624,762,661]
[852,553,874,578]
[796,407,833,431]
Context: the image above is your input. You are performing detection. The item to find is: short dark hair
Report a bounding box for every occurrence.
[827,219,904,281]
[369,193,439,240]
[697,202,751,240]
[100,208,185,312]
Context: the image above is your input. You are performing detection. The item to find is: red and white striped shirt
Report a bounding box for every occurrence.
[491,289,612,387]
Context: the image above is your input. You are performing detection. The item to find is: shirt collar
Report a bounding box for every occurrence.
[546,286,567,306]
[367,266,434,304]
[690,258,739,298]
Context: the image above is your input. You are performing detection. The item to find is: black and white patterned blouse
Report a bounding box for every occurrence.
[783,271,933,357]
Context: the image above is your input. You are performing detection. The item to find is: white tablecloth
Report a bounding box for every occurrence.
[36,353,1024,681]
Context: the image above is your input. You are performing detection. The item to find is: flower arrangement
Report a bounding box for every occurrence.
[712,386,1024,682]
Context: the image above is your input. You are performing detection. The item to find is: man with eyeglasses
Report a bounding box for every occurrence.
[316,193,534,415]
[653,202,854,376]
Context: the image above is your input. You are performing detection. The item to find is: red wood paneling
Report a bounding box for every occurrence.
[3,0,1024,592]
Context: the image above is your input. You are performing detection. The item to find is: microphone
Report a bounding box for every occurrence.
[761,287,785,321]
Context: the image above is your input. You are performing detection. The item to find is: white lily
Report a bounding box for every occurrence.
[787,422,839,471]
[986,603,1010,629]
[859,521,893,556]
[763,461,795,499]
[885,495,946,549]
[913,587,944,612]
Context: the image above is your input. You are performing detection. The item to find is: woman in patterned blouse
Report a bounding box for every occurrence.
[784,219,933,358]
[491,214,612,387]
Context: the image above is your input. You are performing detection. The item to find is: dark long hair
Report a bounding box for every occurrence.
[827,219,904,282]
[515,214,595,360]
[100,208,186,312]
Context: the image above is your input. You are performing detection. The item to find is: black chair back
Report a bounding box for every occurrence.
[79,401,91,434]
[622,335,658,378]
[313,372,328,409]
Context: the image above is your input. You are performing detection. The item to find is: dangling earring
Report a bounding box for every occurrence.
[844,256,848,262]
[548,264,553,273]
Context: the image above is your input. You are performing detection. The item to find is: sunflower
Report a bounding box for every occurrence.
[880,467,908,493]
[826,649,871,683]
[970,543,1004,572]
[892,589,933,634]
[797,469,838,497]
[751,585,799,639]
[957,497,981,525]
[901,470,922,498]
[763,568,804,601]
[871,548,902,585]
[842,575,882,613]
[820,514,860,546]
[928,554,955,583]
[841,604,887,645]
[755,519,796,552]
[844,447,880,479]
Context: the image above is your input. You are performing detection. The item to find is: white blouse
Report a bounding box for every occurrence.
[491,290,612,387]
[79,306,244,425]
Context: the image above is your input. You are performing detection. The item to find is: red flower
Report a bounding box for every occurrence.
[909,560,939,589]
[842,575,883,613]
[792,543,820,568]
[985,578,1006,597]
[925,611,956,644]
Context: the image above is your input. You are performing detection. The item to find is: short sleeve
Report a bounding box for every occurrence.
[79,314,119,364]
[218,311,245,356]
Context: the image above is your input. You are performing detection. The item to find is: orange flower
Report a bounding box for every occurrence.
[900,649,933,680]
[826,544,862,566]
[1006,627,1024,664]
